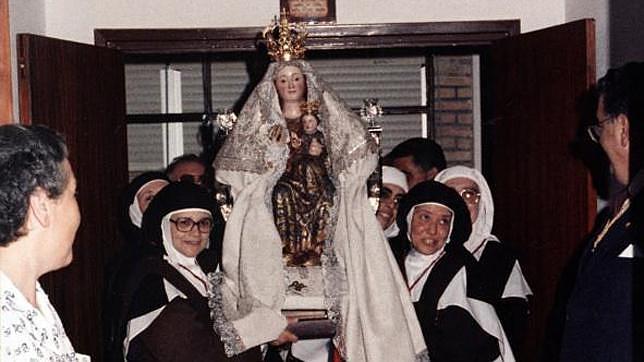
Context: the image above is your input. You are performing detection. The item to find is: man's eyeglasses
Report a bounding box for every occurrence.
[459,188,481,205]
[587,116,613,143]
[179,174,205,185]
[380,186,404,205]
[170,217,214,233]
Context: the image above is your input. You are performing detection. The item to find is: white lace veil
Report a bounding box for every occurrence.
[214,59,377,179]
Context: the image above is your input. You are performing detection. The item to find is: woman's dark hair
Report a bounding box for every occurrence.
[165,154,206,178]
[384,137,447,173]
[0,125,69,245]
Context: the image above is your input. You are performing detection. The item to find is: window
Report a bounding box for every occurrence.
[125,56,432,173]
[100,21,517,175]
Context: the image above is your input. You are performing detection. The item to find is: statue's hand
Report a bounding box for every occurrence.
[270,317,299,346]
[269,125,289,144]
[290,132,302,149]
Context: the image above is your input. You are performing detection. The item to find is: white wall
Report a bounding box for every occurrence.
[339,0,564,33]
[8,0,46,121]
[566,0,609,77]
[9,0,580,119]
[41,0,566,44]
[10,0,575,120]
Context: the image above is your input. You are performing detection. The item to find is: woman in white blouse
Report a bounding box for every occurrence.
[0,125,81,360]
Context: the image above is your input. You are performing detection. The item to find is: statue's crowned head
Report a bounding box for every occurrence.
[300,100,320,116]
[263,9,308,62]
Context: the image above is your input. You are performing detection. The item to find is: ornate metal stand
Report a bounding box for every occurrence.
[361,98,384,212]
[201,109,237,220]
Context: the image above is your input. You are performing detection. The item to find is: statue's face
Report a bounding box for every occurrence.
[302,114,318,134]
[274,65,306,103]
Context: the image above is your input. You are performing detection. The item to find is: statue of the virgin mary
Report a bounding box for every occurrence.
[209,11,428,361]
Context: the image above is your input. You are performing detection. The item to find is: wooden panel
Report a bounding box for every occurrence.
[0,0,12,124]
[18,34,128,360]
[94,20,519,55]
[484,20,596,361]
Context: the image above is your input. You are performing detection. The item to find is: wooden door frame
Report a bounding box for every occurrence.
[18,33,128,359]
[0,0,13,124]
[483,19,596,362]
[94,20,519,55]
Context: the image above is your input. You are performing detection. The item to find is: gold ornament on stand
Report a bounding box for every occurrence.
[262,9,308,61]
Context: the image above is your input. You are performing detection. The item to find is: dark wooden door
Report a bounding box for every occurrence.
[483,19,597,361]
[18,34,128,360]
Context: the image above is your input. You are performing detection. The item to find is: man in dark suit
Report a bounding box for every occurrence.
[561,62,644,362]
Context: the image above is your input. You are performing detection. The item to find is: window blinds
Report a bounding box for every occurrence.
[125,57,426,173]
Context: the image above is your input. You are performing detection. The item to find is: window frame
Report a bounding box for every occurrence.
[95,20,518,123]
[94,21,519,54]
[97,20,519,171]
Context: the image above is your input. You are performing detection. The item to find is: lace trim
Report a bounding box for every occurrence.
[213,59,378,178]
[319,90,379,179]
[207,271,245,357]
[321,178,346,319]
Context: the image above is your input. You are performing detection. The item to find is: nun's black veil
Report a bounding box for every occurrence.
[118,171,169,246]
[396,180,473,252]
[141,181,223,272]
[104,182,223,361]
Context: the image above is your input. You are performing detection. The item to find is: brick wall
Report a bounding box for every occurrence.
[432,56,474,167]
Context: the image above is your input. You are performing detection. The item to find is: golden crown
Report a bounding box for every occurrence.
[300,100,320,116]
[262,9,308,62]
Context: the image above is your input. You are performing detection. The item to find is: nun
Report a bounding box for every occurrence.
[376,165,409,238]
[119,171,170,245]
[119,182,260,361]
[103,171,170,361]
[393,180,515,362]
[435,166,532,354]
[104,171,169,360]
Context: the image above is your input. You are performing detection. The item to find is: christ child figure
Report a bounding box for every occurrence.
[299,100,327,159]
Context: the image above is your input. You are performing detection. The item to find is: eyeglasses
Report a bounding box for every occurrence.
[170,217,213,233]
[459,188,481,205]
[587,116,614,143]
[380,186,404,205]
[179,174,205,185]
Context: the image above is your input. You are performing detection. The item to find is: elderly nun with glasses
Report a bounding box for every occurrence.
[117,181,260,361]
[435,166,532,357]
[392,180,515,362]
